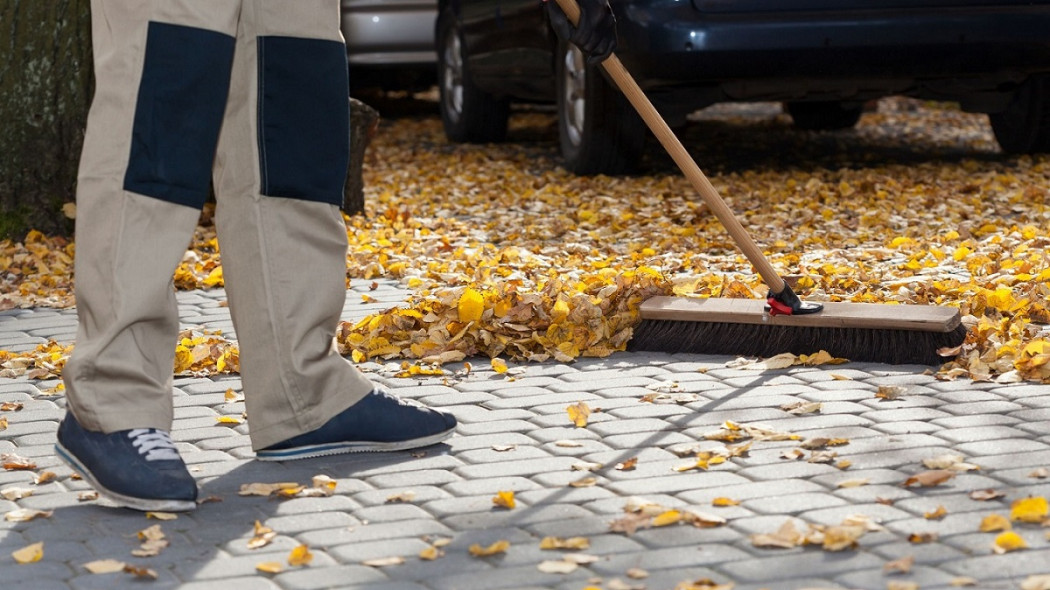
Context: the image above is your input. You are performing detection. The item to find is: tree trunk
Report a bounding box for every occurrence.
[344,97,379,217]
[0,0,93,240]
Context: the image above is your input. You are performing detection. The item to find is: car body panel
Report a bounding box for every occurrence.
[441,0,1050,121]
[342,0,438,88]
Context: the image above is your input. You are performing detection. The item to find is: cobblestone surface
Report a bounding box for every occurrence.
[2,281,1050,589]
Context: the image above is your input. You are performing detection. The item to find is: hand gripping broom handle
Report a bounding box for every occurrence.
[553,0,820,314]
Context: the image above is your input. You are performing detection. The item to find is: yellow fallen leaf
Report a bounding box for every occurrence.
[490,357,508,374]
[468,540,510,556]
[457,288,485,322]
[651,509,682,527]
[419,545,443,560]
[979,513,1012,532]
[1011,496,1049,523]
[539,536,590,550]
[950,577,979,587]
[288,544,314,566]
[993,531,1028,553]
[837,478,870,488]
[566,401,591,428]
[751,520,804,549]
[887,582,919,590]
[256,561,283,574]
[216,415,242,425]
[84,559,126,574]
[239,482,302,496]
[492,490,516,509]
[711,497,740,507]
[12,542,43,564]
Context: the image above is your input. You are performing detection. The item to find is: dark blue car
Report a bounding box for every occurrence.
[436,0,1050,174]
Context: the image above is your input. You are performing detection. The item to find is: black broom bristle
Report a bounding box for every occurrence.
[628,318,969,366]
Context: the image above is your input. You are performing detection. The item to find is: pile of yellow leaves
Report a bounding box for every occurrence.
[3,98,1050,381]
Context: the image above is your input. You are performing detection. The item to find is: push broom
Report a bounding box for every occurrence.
[553,0,968,365]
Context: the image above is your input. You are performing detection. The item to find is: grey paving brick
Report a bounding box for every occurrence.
[262,511,358,535]
[173,549,337,580]
[940,547,1050,579]
[932,424,1033,444]
[742,492,850,516]
[426,562,594,590]
[454,419,539,436]
[296,519,453,547]
[353,485,451,507]
[954,438,1050,457]
[605,471,751,496]
[735,461,840,481]
[835,564,958,590]
[452,456,580,480]
[870,420,946,435]
[718,549,885,582]
[273,564,391,590]
[455,445,552,466]
[597,431,697,450]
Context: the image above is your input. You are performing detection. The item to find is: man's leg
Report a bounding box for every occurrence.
[212,0,456,457]
[58,0,242,511]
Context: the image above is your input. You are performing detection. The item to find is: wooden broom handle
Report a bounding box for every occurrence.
[553,0,786,294]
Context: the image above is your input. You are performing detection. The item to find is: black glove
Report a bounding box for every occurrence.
[546,0,617,66]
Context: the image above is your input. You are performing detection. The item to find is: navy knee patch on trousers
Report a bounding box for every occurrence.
[124,22,235,209]
[257,36,350,206]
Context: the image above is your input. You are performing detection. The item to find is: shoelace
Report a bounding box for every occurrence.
[128,429,182,461]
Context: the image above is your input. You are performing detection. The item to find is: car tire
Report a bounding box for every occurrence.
[990,76,1050,154]
[785,101,863,131]
[436,9,509,143]
[556,41,646,175]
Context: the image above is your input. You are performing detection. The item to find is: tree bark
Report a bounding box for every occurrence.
[0,0,93,240]
[344,97,379,217]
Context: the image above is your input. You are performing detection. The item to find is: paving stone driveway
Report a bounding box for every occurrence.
[1,280,1049,590]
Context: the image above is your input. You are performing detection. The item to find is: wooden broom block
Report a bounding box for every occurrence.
[640,296,962,333]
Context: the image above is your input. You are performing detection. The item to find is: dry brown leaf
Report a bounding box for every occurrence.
[970,489,1006,501]
[837,478,870,488]
[84,559,127,574]
[908,532,939,543]
[924,505,948,520]
[362,556,405,567]
[875,385,907,400]
[751,520,804,549]
[616,457,639,471]
[386,490,417,503]
[0,487,33,501]
[1022,575,1050,590]
[950,577,979,587]
[1,453,36,471]
[569,476,598,488]
[34,471,57,485]
[539,536,590,550]
[979,513,1012,532]
[883,555,915,574]
[887,582,919,590]
[1030,467,1050,479]
[238,482,303,496]
[537,560,578,574]
[902,470,955,487]
[145,511,178,521]
[4,508,53,522]
[609,513,651,536]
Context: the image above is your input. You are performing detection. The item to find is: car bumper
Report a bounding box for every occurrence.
[341,0,437,66]
[616,2,1050,97]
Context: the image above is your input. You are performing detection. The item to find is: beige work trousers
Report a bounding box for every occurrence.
[64,0,375,450]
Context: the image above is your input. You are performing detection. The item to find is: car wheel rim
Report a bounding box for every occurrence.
[442,32,465,123]
[562,46,586,147]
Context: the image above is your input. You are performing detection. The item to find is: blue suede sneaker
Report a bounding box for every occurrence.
[54,413,198,512]
[256,388,457,461]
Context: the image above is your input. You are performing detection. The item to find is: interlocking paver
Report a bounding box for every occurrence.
[4,288,1050,590]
